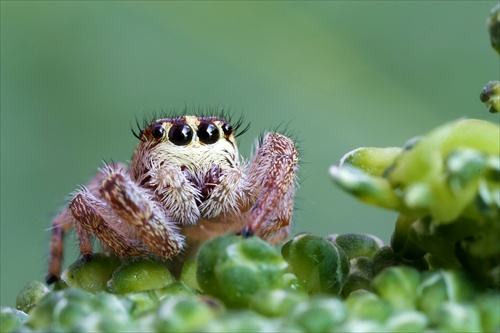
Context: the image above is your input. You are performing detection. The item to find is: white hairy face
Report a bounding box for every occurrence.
[129,115,249,222]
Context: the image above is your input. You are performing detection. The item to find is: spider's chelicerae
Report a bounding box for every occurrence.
[46,113,299,283]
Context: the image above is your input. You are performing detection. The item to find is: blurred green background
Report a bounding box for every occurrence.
[1,1,498,307]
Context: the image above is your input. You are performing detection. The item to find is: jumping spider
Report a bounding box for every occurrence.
[46,113,299,283]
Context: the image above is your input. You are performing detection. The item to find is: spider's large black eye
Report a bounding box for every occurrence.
[151,124,165,139]
[198,122,220,144]
[168,123,193,146]
[222,122,233,137]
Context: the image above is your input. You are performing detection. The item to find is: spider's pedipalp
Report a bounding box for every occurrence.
[99,167,185,258]
[70,187,148,258]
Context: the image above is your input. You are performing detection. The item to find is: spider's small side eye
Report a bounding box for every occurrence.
[151,125,165,139]
[198,122,220,144]
[222,122,233,137]
[169,123,193,146]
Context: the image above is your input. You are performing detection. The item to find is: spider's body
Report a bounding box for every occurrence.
[47,114,299,283]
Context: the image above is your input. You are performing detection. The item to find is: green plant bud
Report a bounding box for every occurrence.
[1,306,28,333]
[199,310,277,333]
[480,81,500,113]
[416,270,476,316]
[373,246,401,274]
[50,288,95,330]
[281,272,306,292]
[433,302,482,332]
[385,310,428,333]
[372,266,421,310]
[345,290,391,323]
[125,291,159,316]
[15,281,49,313]
[487,4,500,54]
[25,290,61,329]
[390,214,426,259]
[337,147,402,177]
[447,149,489,192]
[349,256,374,277]
[478,155,500,217]
[180,258,200,291]
[196,234,241,296]
[287,297,347,333]
[155,296,218,332]
[155,281,198,300]
[134,312,157,332]
[475,292,500,332]
[249,289,308,317]
[281,233,349,295]
[372,246,428,275]
[456,232,500,287]
[214,261,277,307]
[197,234,288,308]
[405,217,464,268]
[336,320,385,333]
[330,233,383,260]
[329,164,401,210]
[27,287,134,332]
[281,233,350,295]
[342,272,372,297]
[107,258,174,294]
[61,253,121,293]
[81,292,132,332]
[347,256,374,294]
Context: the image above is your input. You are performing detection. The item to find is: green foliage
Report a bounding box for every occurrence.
[4,233,498,333]
[330,118,500,287]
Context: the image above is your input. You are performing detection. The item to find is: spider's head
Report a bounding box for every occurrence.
[131,116,247,179]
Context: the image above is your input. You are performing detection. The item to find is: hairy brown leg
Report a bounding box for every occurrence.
[243,133,298,241]
[70,189,149,257]
[99,171,185,259]
[46,163,128,284]
[46,209,74,284]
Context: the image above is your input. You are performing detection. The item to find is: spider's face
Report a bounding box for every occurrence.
[131,116,241,181]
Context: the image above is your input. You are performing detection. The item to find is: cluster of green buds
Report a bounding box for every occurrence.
[4,233,499,332]
[330,118,500,287]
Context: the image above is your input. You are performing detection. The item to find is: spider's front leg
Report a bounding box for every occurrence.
[46,164,130,284]
[96,165,186,258]
[243,132,299,244]
[70,187,150,259]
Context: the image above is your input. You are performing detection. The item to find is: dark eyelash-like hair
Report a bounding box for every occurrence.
[130,105,250,141]
[256,119,301,150]
[131,115,146,142]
